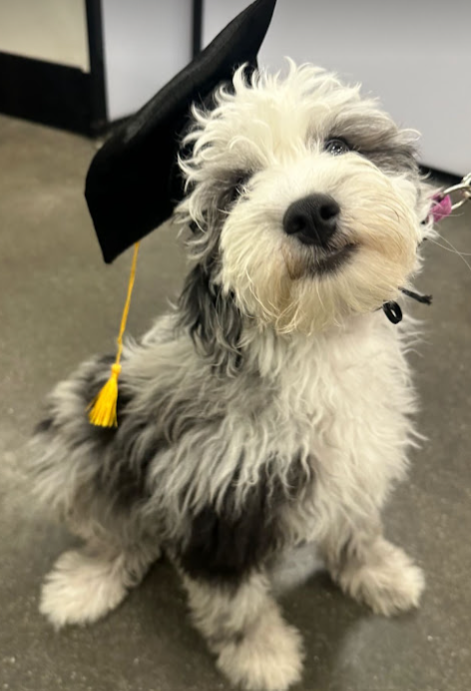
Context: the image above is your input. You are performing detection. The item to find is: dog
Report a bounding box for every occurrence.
[30,63,434,691]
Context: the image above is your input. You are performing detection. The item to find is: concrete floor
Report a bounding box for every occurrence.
[1,114,470,691]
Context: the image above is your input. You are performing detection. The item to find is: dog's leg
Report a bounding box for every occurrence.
[182,571,304,691]
[322,519,425,616]
[40,539,161,628]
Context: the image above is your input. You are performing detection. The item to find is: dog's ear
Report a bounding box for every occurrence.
[178,263,243,375]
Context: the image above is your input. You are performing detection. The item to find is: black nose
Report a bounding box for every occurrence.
[283,194,340,246]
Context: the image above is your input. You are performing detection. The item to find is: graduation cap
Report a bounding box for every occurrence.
[85,0,277,427]
[85,0,277,264]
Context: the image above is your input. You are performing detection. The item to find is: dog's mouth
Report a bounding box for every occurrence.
[313,242,356,275]
[284,236,357,280]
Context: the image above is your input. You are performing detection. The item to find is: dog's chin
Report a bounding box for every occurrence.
[263,240,413,336]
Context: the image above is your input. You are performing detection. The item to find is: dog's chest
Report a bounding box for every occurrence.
[269,326,399,434]
[256,323,416,516]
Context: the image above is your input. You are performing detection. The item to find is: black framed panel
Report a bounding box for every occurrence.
[0,0,107,136]
[192,0,204,57]
[0,0,205,136]
[86,0,107,133]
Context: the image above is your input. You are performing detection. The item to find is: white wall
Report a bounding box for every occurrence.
[203,0,471,177]
[0,0,89,71]
[102,0,192,121]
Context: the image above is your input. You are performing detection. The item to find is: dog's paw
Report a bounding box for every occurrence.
[40,549,128,628]
[217,608,304,691]
[340,540,425,617]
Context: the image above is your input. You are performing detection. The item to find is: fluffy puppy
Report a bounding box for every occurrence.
[30,63,434,691]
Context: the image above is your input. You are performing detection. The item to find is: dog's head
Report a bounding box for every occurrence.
[177,63,433,349]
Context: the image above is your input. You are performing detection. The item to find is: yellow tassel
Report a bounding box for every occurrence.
[88,243,140,427]
[88,363,121,427]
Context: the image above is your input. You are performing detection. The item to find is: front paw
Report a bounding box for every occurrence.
[40,549,127,629]
[216,607,304,691]
[340,540,425,616]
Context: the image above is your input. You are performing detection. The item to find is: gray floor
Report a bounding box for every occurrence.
[1,114,470,691]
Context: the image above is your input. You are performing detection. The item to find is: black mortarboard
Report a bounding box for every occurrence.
[85,0,277,264]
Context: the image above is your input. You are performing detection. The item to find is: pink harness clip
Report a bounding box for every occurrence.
[430,193,453,222]
[430,173,471,223]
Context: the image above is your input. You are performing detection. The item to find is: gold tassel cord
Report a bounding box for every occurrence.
[88,242,140,427]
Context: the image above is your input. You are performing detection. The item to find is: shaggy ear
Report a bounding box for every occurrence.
[178,263,244,375]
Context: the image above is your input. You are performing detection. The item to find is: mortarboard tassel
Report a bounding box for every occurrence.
[88,242,140,427]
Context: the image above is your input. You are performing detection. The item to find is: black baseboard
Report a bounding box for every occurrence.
[420,166,461,186]
[0,51,94,135]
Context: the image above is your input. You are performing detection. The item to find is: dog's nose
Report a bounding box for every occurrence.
[283,194,340,246]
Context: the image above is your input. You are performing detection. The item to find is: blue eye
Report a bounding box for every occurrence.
[324,138,351,156]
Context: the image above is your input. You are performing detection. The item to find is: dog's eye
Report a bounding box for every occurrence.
[324,138,351,156]
[228,173,251,203]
